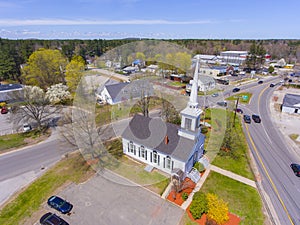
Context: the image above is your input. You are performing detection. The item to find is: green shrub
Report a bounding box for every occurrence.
[194,162,205,173]
[182,192,188,201]
[201,127,208,134]
[189,192,208,219]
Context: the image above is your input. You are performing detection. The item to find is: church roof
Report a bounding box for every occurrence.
[122,114,198,162]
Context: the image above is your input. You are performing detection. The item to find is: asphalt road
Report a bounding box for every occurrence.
[241,81,300,225]
[0,129,72,206]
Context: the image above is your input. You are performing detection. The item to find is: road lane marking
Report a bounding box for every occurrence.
[245,123,294,225]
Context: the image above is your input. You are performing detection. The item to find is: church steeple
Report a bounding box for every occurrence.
[178,56,202,141]
[188,55,200,109]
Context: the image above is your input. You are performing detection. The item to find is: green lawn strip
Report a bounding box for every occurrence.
[0,152,94,225]
[104,138,170,195]
[108,156,170,194]
[203,108,227,161]
[200,172,264,225]
[169,81,186,87]
[226,92,252,104]
[211,110,254,180]
[0,130,50,153]
[0,133,26,151]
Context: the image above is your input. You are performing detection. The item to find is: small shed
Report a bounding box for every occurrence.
[282,94,300,114]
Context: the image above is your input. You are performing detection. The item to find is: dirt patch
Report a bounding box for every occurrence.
[186,205,241,225]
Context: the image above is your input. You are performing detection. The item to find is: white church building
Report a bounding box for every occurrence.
[121,58,206,178]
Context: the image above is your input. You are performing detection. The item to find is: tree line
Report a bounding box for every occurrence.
[1,38,300,82]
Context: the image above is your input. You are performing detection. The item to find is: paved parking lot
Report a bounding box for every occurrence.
[45,170,183,225]
[0,112,16,135]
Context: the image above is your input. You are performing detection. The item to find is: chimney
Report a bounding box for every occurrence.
[164,135,169,145]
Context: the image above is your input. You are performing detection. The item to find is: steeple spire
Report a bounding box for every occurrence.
[188,56,200,109]
[178,56,202,140]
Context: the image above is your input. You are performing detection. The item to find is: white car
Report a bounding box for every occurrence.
[23,124,32,132]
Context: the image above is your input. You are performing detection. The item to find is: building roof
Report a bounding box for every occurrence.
[104,80,154,104]
[105,82,129,102]
[0,84,23,102]
[122,114,197,162]
[0,84,23,92]
[198,75,215,84]
[282,94,300,108]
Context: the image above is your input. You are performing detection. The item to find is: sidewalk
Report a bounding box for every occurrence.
[180,164,257,210]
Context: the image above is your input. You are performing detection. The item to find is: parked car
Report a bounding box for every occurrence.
[211,93,219,97]
[243,115,251,123]
[47,196,73,214]
[234,108,243,114]
[1,107,8,114]
[23,124,32,132]
[252,114,261,123]
[40,212,69,225]
[258,80,264,84]
[269,83,275,87]
[217,101,227,107]
[290,163,300,177]
[232,87,240,93]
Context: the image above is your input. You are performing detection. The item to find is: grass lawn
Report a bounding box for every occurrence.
[226,92,253,104]
[104,138,170,195]
[199,172,264,225]
[0,129,50,153]
[169,81,186,87]
[212,110,254,180]
[202,108,227,162]
[0,152,94,225]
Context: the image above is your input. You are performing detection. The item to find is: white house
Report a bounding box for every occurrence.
[121,57,206,179]
[282,94,300,114]
[186,75,216,93]
[96,80,153,105]
[198,75,216,92]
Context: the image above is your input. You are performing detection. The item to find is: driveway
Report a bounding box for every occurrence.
[49,170,183,225]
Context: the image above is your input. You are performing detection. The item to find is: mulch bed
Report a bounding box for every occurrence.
[166,178,196,206]
[186,205,241,225]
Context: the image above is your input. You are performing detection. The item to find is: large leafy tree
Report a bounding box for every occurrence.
[21,48,67,90]
[65,55,86,93]
[246,41,266,70]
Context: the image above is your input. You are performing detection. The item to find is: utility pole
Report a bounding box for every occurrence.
[233,97,239,127]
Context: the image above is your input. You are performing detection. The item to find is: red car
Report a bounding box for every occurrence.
[1,107,8,114]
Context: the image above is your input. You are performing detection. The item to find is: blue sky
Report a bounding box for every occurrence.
[0,0,299,39]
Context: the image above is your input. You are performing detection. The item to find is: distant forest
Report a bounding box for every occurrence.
[1,38,300,82]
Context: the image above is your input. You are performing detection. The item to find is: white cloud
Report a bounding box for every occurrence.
[0,18,216,26]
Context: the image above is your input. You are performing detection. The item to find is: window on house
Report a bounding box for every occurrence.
[141,146,145,158]
[166,156,171,169]
[129,142,134,153]
[185,118,192,130]
[153,151,157,163]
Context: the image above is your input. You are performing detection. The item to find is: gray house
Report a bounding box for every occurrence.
[121,57,206,181]
[282,94,300,114]
[0,84,23,102]
[96,80,153,105]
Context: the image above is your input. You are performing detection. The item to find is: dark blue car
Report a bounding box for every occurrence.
[47,196,73,214]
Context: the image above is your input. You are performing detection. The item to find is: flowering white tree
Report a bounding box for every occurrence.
[46,83,71,104]
[10,85,61,131]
